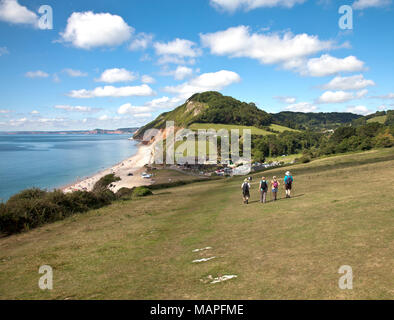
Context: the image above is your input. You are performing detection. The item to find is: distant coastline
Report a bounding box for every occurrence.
[0,127,139,135]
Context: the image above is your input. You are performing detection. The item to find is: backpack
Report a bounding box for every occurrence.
[285,176,293,187]
[273,181,278,188]
[260,180,268,191]
[242,183,249,193]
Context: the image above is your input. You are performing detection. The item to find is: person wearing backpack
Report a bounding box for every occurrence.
[241,178,251,204]
[271,176,280,201]
[259,176,268,203]
[284,171,294,198]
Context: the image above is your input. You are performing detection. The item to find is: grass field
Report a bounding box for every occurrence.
[367,115,387,124]
[0,148,393,299]
[188,123,296,136]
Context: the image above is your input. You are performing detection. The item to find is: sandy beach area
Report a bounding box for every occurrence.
[63,143,154,194]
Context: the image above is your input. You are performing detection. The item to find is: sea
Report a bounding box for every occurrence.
[0,134,139,201]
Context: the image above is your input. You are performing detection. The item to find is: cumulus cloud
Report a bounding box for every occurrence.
[0,109,11,114]
[54,105,101,113]
[322,74,375,90]
[346,105,371,115]
[141,75,155,84]
[164,70,241,99]
[285,102,317,112]
[0,0,38,25]
[63,68,88,77]
[59,11,133,49]
[129,32,153,51]
[210,0,306,12]
[298,54,365,77]
[353,0,391,10]
[95,68,137,83]
[25,70,49,78]
[117,103,153,115]
[317,89,368,104]
[30,110,39,114]
[154,38,201,65]
[68,84,154,98]
[200,26,334,68]
[154,38,201,58]
[163,66,194,80]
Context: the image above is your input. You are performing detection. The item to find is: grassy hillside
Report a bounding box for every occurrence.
[1,148,393,299]
[134,91,273,140]
[189,123,297,136]
[367,115,387,124]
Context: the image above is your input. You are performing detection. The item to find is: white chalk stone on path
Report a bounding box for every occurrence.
[192,247,212,252]
[210,275,238,284]
[192,256,216,263]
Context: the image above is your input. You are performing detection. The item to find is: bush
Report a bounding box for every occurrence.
[92,174,121,192]
[132,187,153,197]
[116,187,134,199]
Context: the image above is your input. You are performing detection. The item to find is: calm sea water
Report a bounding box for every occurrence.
[0,134,139,201]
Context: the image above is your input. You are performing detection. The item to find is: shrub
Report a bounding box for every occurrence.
[132,187,153,197]
[93,174,121,192]
[116,188,134,199]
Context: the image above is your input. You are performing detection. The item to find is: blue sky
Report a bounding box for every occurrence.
[0,0,393,131]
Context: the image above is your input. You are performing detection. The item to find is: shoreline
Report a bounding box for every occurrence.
[63,141,154,194]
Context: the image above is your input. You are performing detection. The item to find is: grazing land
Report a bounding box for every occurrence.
[0,148,393,299]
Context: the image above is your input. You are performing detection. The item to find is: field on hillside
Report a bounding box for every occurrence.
[367,115,387,124]
[188,123,296,136]
[0,148,393,299]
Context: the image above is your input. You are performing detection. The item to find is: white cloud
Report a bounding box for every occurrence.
[0,46,9,56]
[165,66,194,80]
[154,38,201,58]
[144,96,182,109]
[0,109,11,114]
[352,0,391,10]
[317,89,368,104]
[210,0,306,12]
[30,110,39,114]
[117,103,153,115]
[141,75,155,84]
[0,0,38,25]
[346,105,371,115]
[285,102,317,112]
[25,70,49,78]
[68,84,154,98]
[298,54,365,77]
[200,26,334,67]
[157,55,196,65]
[59,11,133,49]
[133,113,152,118]
[95,68,137,83]
[322,74,375,90]
[129,32,153,51]
[164,70,241,99]
[63,68,88,77]
[275,96,296,104]
[54,105,101,113]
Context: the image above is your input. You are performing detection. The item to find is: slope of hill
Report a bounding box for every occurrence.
[133,91,273,139]
[1,148,393,299]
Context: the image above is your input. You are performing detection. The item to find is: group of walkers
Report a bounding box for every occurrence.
[241,171,294,204]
